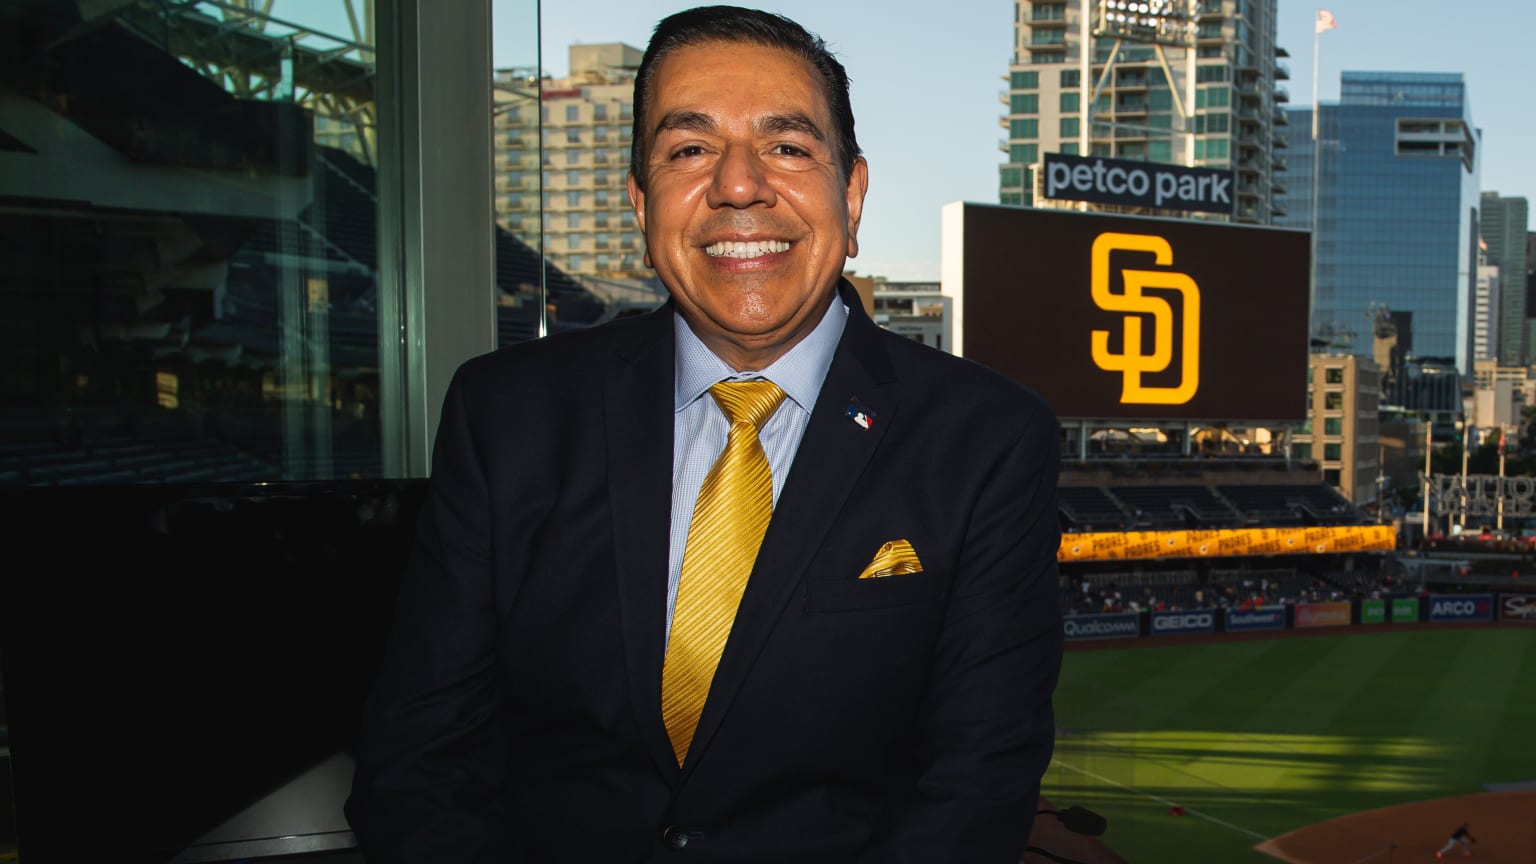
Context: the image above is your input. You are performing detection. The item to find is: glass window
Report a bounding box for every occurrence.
[1,1,389,484]
[1325,392,1344,410]
[565,149,579,165]
[1009,119,1038,139]
[1291,442,1312,460]
[1060,69,1080,87]
[565,104,580,122]
[566,128,581,144]
[1010,70,1039,89]
[1010,93,1039,114]
[1060,92,1080,113]
[567,213,581,229]
[1009,144,1038,164]
[1325,368,1345,384]
[567,191,581,207]
[1324,443,1342,461]
[1324,417,1343,435]
[593,103,608,122]
[1060,118,1080,137]
[567,170,581,186]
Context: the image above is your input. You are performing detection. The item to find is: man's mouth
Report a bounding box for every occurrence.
[704,240,791,259]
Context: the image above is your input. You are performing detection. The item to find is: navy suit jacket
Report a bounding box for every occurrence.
[347,282,1063,862]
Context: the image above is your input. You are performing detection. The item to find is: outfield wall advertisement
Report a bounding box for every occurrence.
[1150,609,1216,636]
[1225,608,1285,632]
[1361,599,1386,624]
[1295,602,1351,629]
[1063,612,1140,642]
[1428,594,1494,622]
[1392,597,1419,623]
[1501,594,1536,623]
[1058,525,1395,562]
[951,205,1309,421]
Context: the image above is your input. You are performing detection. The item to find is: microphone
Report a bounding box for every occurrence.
[1037,805,1108,837]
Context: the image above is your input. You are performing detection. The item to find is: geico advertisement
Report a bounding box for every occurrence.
[1428,594,1493,622]
[1058,525,1395,562]
[957,205,1309,420]
[1501,594,1536,623]
[1062,612,1141,641]
[1150,609,1216,635]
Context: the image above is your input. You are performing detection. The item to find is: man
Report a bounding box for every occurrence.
[1436,822,1476,858]
[347,7,1062,862]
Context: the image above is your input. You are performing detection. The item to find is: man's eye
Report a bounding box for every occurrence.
[772,144,810,157]
[670,145,706,159]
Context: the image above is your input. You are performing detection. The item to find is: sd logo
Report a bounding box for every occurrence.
[1089,232,1200,405]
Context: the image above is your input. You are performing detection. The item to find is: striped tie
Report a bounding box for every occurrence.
[661,379,787,766]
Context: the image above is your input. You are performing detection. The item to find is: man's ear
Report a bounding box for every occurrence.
[844,157,869,259]
[626,171,653,268]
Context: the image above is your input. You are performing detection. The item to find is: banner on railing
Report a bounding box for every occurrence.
[1295,601,1351,629]
[1058,525,1395,562]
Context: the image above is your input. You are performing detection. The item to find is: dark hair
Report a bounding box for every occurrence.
[628,5,861,191]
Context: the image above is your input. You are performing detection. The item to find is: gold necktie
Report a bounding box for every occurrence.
[662,379,787,766]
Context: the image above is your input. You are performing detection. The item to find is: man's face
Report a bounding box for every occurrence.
[628,41,868,370]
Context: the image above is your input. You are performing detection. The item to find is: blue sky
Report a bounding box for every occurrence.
[507,0,1534,281]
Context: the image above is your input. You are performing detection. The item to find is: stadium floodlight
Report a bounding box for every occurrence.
[1094,0,1195,48]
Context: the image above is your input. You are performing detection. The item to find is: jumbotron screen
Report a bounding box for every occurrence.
[948,204,1310,421]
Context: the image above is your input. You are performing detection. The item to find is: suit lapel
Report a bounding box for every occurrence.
[604,305,684,779]
[683,286,898,775]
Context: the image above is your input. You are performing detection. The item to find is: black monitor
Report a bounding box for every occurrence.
[0,480,424,863]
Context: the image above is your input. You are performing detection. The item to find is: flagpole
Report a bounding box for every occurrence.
[1309,11,1322,345]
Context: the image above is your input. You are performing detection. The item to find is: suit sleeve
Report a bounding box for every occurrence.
[346,369,512,863]
[858,401,1063,863]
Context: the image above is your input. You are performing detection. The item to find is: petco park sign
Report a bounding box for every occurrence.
[1042,153,1235,216]
[1150,609,1215,636]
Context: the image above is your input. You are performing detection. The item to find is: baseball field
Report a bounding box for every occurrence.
[1043,626,1536,862]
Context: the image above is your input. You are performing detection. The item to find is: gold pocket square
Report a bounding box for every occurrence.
[858,539,923,579]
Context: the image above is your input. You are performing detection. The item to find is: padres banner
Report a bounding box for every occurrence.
[1058,525,1395,562]
[946,204,1309,421]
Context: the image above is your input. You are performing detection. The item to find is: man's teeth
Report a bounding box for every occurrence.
[705,240,791,258]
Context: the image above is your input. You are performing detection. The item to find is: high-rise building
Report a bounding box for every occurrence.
[1278,72,1481,373]
[1292,353,1379,503]
[494,44,647,280]
[1479,192,1529,365]
[1474,259,1500,361]
[1000,0,1288,224]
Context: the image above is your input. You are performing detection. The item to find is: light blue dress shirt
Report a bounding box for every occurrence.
[666,298,848,641]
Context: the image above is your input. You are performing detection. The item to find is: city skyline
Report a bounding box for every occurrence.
[512,0,1534,282]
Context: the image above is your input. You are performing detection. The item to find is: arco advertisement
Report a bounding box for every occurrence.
[1428,594,1494,622]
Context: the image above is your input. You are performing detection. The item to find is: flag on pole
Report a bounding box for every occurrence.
[1316,9,1337,34]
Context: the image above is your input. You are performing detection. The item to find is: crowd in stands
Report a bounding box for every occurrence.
[1062,567,1389,616]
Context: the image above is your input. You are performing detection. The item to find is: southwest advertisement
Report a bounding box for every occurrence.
[1225,607,1285,633]
[950,205,1309,421]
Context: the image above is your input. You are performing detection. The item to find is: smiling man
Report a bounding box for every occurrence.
[348,7,1063,863]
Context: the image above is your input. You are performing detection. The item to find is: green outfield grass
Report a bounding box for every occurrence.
[1045,627,1536,861]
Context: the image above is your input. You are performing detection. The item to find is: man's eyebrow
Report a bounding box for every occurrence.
[653,110,717,136]
[758,112,826,142]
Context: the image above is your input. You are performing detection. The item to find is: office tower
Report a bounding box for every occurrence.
[1479,192,1529,365]
[1292,353,1379,503]
[494,44,647,280]
[1278,72,1481,373]
[1000,0,1287,224]
[1473,259,1500,361]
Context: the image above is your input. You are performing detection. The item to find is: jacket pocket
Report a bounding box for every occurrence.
[803,570,946,613]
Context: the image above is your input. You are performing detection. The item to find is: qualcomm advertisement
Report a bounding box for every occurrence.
[1225,607,1286,633]
[1150,609,1216,636]
[1428,594,1494,622]
[1063,612,1140,641]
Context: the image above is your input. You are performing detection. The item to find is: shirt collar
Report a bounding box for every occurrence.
[674,295,848,414]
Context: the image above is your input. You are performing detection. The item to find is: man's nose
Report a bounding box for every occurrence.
[706,145,776,209]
